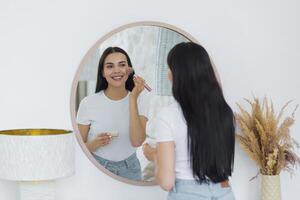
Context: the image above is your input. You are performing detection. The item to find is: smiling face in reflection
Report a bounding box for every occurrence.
[102,52,129,89]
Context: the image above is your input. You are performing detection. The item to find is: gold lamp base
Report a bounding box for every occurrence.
[0,129,72,136]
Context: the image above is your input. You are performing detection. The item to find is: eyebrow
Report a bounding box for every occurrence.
[104,61,127,65]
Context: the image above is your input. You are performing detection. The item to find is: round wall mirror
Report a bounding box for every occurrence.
[70,21,199,185]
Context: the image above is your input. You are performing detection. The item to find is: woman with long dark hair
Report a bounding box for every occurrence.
[143,42,235,199]
[77,47,149,180]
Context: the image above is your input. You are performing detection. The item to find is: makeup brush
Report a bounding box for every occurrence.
[126,67,152,92]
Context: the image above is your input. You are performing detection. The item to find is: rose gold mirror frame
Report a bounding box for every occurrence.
[70,21,221,186]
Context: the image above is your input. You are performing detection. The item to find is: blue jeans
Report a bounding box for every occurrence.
[168,179,235,200]
[92,153,142,181]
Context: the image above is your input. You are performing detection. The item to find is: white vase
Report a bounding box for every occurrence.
[261,175,281,200]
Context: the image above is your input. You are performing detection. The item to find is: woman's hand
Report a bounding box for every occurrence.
[143,143,157,161]
[87,133,111,152]
[130,76,145,99]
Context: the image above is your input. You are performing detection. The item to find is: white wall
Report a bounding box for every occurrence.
[1,0,300,199]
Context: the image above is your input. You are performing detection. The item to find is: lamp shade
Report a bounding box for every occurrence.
[0,129,75,181]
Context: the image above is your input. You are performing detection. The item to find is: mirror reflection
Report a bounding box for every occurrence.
[75,25,190,182]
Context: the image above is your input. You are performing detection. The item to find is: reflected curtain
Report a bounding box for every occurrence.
[155,28,188,96]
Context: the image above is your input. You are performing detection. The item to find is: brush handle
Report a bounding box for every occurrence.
[143,83,152,92]
[134,75,152,92]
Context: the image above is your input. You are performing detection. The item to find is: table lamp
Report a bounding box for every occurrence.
[0,129,75,200]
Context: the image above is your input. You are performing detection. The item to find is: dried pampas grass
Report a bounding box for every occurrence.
[236,97,300,175]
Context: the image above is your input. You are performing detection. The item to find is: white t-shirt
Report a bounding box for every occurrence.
[76,91,149,161]
[154,102,195,180]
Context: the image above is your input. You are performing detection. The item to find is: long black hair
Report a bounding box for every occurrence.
[95,47,135,93]
[167,42,235,183]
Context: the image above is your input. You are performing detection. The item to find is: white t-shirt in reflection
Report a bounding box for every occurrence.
[154,102,195,180]
[76,91,148,161]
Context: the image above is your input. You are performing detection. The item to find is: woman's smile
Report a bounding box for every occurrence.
[110,74,125,81]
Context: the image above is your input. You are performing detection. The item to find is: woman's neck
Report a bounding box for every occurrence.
[104,86,128,100]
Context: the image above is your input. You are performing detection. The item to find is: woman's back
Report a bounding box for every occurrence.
[167,42,235,183]
[155,102,194,180]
